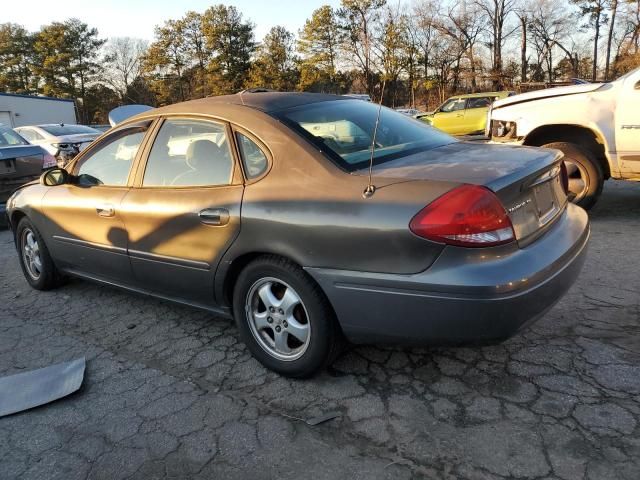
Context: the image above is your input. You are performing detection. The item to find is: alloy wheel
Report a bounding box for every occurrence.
[564,159,589,203]
[245,277,311,361]
[21,229,43,280]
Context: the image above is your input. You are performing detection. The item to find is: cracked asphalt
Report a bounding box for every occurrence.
[1,180,639,480]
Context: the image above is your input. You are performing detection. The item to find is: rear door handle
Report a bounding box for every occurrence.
[199,208,229,226]
[96,204,115,217]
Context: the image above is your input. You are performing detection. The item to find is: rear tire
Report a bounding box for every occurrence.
[543,141,603,210]
[16,217,63,291]
[232,255,343,378]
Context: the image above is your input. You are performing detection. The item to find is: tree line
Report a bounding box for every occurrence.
[1,0,639,124]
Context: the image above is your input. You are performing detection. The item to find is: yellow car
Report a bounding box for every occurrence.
[421,91,514,136]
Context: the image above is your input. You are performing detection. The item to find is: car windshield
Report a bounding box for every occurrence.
[40,124,100,136]
[276,100,455,171]
[0,126,29,146]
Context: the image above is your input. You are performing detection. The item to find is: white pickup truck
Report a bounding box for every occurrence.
[488,67,640,208]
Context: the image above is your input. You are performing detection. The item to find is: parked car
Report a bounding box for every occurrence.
[489,67,640,209]
[342,93,371,102]
[5,92,588,377]
[14,124,101,166]
[395,108,428,118]
[89,124,111,133]
[0,124,55,224]
[421,91,515,135]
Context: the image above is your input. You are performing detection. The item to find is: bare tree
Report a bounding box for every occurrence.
[476,0,518,88]
[412,0,441,103]
[529,0,578,81]
[338,0,387,97]
[605,0,619,79]
[435,2,487,92]
[103,37,148,102]
[514,4,529,82]
[572,0,608,80]
[372,4,409,106]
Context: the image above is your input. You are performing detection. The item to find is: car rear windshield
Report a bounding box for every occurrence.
[275,100,455,171]
[0,126,28,146]
[40,125,100,136]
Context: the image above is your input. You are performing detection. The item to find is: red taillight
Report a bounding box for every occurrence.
[410,185,515,247]
[560,161,569,194]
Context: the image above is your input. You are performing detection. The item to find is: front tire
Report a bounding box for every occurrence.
[16,217,63,291]
[543,141,604,210]
[232,256,342,378]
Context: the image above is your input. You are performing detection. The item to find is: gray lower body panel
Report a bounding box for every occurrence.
[307,204,589,345]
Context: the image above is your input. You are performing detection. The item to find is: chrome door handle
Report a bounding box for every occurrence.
[96,204,115,217]
[199,208,229,226]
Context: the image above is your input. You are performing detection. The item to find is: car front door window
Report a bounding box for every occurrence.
[440,98,466,113]
[74,123,149,186]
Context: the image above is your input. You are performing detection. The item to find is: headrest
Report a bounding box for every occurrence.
[185,140,222,168]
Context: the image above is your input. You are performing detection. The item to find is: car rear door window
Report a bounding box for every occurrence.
[236,133,268,179]
[75,122,150,186]
[143,119,233,187]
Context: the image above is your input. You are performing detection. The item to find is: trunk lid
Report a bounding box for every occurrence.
[356,142,567,245]
[0,145,44,203]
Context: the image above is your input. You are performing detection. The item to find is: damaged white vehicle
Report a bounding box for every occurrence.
[488,67,640,209]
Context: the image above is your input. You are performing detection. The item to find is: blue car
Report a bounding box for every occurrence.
[0,125,54,224]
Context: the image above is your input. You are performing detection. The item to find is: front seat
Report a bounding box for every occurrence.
[171,139,232,186]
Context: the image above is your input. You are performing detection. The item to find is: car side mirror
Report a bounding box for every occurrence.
[41,168,69,186]
[635,80,640,90]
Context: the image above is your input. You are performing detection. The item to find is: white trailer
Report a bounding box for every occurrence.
[0,93,76,128]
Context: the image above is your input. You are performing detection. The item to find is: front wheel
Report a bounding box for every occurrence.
[16,217,64,290]
[232,256,343,378]
[543,142,604,210]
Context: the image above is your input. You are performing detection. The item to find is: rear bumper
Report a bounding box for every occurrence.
[306,204,589,345]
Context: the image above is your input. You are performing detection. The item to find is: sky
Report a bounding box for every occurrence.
[5,0,343,41]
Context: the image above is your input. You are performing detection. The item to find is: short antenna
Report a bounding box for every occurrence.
[363,79,386,199]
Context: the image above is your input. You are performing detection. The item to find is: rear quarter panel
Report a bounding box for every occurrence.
[216,109,459,301]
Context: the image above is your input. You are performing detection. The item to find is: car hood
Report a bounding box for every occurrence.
[52,133,99,144]
[493,83,603,109]
[355,141,560,193]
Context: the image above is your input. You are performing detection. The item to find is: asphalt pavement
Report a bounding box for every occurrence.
[0,180,639,479]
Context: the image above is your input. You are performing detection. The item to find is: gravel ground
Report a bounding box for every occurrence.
[0,180,639,480]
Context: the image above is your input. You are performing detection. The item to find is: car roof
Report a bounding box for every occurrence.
[33,124,83,127]
[151,92,349,116]
[451,91,513,99]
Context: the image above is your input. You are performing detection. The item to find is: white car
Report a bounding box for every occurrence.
[489,67,640,209]
[395,108,428,118]
[14,124,101,166]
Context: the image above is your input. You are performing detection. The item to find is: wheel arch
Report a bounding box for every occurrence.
[9,209,28,244]
[522,124,611,179]
[216,251,340,327]
[218,251,270,308]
